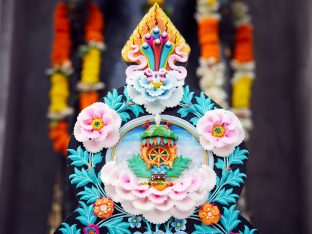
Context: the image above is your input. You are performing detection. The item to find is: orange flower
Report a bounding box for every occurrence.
[198,18,220,61]
[51,2,71,66]
[199,203,221,225]
[49,121,70,156]
[233,24,254,63]
[93,198,114,219]
[85,3,104,42]
[80,91,99,110]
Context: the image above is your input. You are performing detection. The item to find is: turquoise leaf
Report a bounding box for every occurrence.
[69,168,94,188]
[87,168,102,185]
[124,87,144,117]
[76,201,97,226]
[217,169,246,187]
[220,205,241,232]
[101,217,131,234]
[77,186,101,204]
[239,225,258,234]
[104,89,123,110]
[181,85,194,104]
[59,223,81,234]
[178,86,195,119]
[192,224,222,234]
[194,92,214,115]
[91,153,102,167]
[215,148,248,170]
[224,169,246,187]
[212,188,239,205]
[227,147,249,166]
[177,107,190,118]
[215,158,225,170]
[119,112,131,122]
[68,146,88,167]
[190,116,200,126]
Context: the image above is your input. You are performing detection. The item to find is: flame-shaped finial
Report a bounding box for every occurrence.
[122,3,190,63]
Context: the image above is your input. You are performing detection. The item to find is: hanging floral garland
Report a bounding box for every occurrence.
[230,0,255,140]
[77,2,105,111]
[195,0,228,108]
[47,2,73,156]
[47,1,105,156]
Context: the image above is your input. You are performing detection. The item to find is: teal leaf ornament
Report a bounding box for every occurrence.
[220,205,241,233]
[68,146,88,167]
[227,147,248,166]
[103,87,144,122]
[239,225,258,234]
[193,224,223,234]
[77,186,101,204]
[68,146,102,168]
[104,89,123,110]
[166,156,192,177]
[76,201,97,226]
[100,217,131,234]
[59,223,81,234]
[128,155,152,178]
[69,168,94,188]
[213,188,239,205]
[178,85,215,126]
[194,92,215,115]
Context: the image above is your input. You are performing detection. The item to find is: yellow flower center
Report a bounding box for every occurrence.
[177,223,181,227]
[212,125,225,138]
[133,219,137,223]
[152,81,163,89]
[91,118,104,131]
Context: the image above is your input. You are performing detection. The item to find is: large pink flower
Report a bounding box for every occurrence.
[74,102,121,153]
[196,109,244,157]
[101,161,216,224]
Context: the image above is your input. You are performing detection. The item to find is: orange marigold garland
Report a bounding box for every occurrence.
[47,2,105,156]
[195,0,228,108]
[47,2,73,155]
[231,0,255,140]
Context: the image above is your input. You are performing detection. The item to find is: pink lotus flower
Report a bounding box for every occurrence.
[74,102,121,153]
[101,161,216,224]
[197,109,244,157]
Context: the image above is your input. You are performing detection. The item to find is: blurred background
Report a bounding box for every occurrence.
[0,0,311,233]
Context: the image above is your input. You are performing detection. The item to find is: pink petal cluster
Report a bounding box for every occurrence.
[101,161,216,224]
[74,102,121,153]
[197,109,244,157]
